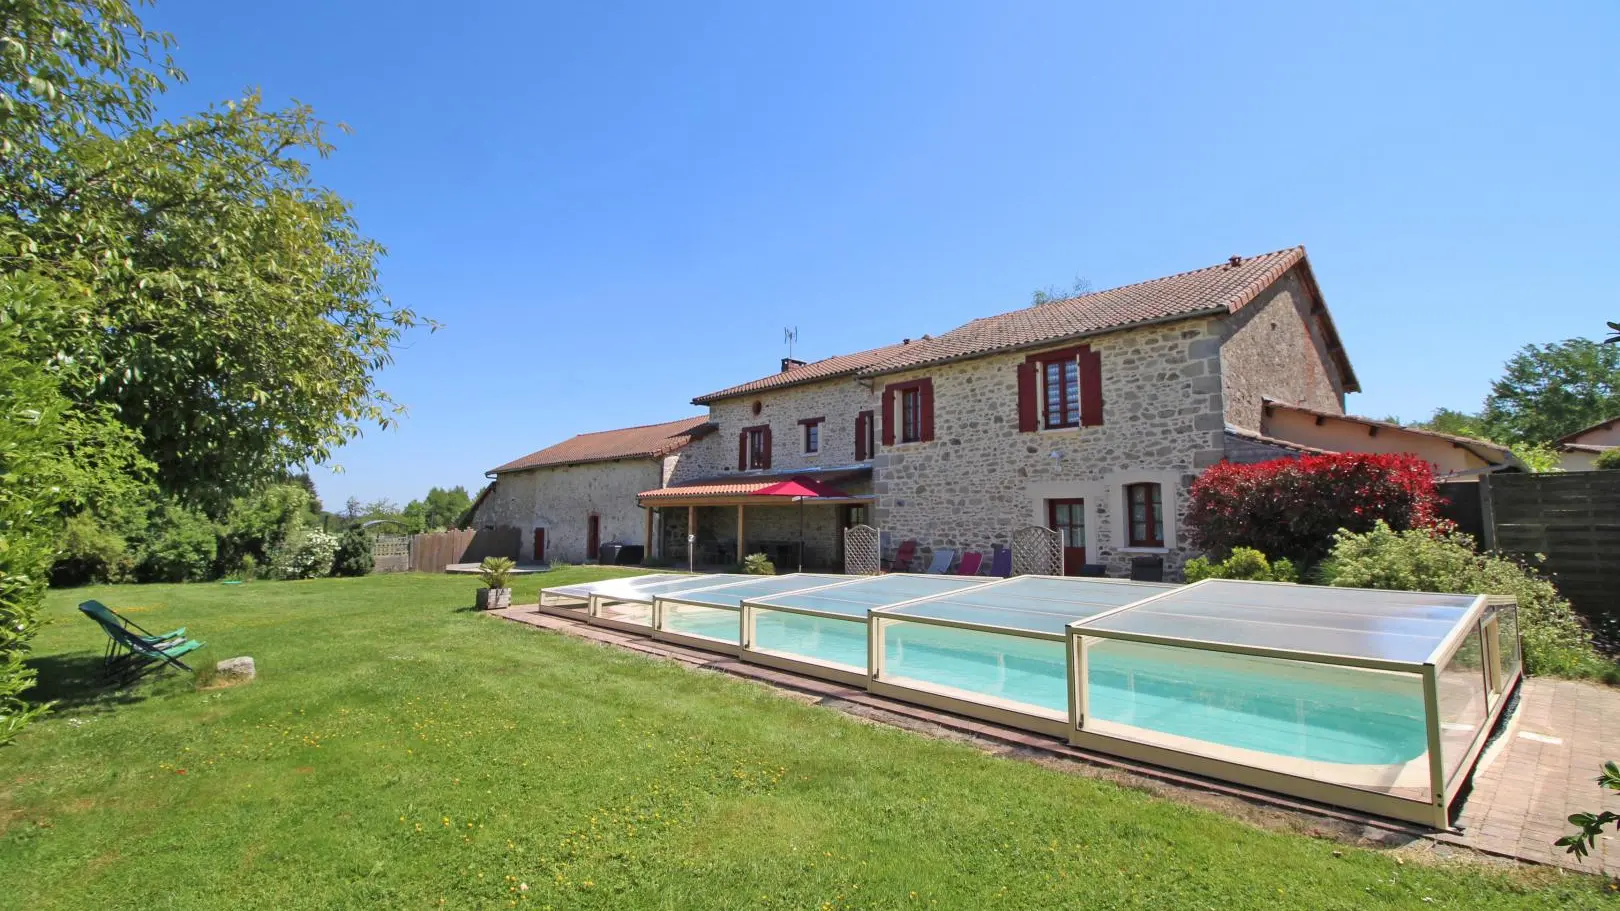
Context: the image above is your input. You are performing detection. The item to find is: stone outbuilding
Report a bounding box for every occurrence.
[468,416,714,564]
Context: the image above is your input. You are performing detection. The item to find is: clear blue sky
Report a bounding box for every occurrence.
[144,0,1619,508]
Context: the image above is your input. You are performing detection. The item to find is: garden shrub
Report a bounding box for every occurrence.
[331,528,373,577]
[50,513,135,586]
[1186,453,1443,565]
[1321,521,1613,679]
[136,504,220,583]
[1594,448,1620,470]
[1183,547,1298,584]
[743,553,775,575]
[269,527,340,580]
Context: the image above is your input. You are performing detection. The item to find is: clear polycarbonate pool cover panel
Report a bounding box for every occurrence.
[1073,579,1477,665]
[665,573,848,609]
[1078,638,1435,801]
[588,573,752,604]
[879,577,1176,636]
[746,574,988,618]
[540,573,676,603]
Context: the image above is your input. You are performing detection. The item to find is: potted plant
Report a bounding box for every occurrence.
[475,556,516,610]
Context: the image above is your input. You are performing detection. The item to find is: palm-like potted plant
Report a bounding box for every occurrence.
[475,556,516,610]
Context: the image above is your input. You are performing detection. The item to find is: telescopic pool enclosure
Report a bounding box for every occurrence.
[537,573,1521,828]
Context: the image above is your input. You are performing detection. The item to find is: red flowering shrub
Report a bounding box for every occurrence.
[1186,453,1444,565]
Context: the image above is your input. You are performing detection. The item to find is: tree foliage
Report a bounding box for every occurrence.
[0,273,147,739]
[1481,339,1620,446]
[0,0,423,739]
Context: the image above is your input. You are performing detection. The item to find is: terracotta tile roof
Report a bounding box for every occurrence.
[691,342,912,405]
[1259,398,1518,463]
[1557,416,1619,445]
[856,248,1356,387]
[638,467,872,502]
[1224,425,1334,456]
[489,416,714,474]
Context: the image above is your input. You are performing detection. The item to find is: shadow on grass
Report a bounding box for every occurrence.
[23,651,176,714]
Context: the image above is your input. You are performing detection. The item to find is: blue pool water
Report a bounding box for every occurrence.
[881,623,1428,765]
[665,607,1430,766]
[751,610,870,671]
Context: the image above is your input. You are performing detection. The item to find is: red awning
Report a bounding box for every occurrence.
[752,477,852,499]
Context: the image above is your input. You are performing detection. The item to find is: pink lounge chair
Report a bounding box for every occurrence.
[884,539,918,573]
[954,551,984,575]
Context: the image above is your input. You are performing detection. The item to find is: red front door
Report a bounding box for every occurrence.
[586,515,601,561]
[532,528,546,563]
[1046,499,1087,575]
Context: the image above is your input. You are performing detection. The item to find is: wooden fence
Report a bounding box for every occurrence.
[1484,471,1620,649]
[408,527,521,574]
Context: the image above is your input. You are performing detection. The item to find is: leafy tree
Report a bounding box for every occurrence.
[1030,276,1092,306]
[1482,339,1620,445]
[1410,408,1491,440]
[4,3,430,513]
[1595,448,1620,470]
[0,0,424,738]
[413,486,472,530]
[1,274,148,739]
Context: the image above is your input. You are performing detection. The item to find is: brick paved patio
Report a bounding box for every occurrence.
[491,604,1618,876]
[1454,677,1618,873]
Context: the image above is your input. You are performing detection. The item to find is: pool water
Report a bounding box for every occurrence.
[664,605,1431,766]
[750,610,869,671]
[881,624,1429,766]
[662,604,742,643]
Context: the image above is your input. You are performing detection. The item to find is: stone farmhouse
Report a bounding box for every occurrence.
[471,246,1518,576]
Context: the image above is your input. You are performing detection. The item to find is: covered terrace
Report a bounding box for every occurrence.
[637,466,873,571]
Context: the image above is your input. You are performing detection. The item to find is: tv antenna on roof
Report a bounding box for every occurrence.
[784,326,798,360]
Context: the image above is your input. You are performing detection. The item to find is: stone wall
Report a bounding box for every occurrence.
[870,319,1227,577]
[671,374,878,484]
[1218,267,1347,431]
[469,459,661,563]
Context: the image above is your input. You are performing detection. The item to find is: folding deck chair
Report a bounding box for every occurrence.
[953,551,984,575]
[79,600,203,682]
[884,539,918,573]
[988,546,1013,578]
[921,548,956,574]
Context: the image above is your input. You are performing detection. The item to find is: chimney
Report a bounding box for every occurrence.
[1228,255,1243,267]
[780,357,806,373]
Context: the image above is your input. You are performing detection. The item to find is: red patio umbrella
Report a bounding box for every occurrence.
[753,477,853,571]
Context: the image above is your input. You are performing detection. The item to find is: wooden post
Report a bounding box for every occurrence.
[737,504,746,565]
[643,507,654,560]
[687,505,696,572]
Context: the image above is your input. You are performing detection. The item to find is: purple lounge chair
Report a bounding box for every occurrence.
[988,546,1012,578]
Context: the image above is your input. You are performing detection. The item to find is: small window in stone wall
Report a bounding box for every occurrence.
[1126,482,1164,548]
[805,422,819,453]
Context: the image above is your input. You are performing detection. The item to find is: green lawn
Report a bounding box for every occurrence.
[0,572,1604,909]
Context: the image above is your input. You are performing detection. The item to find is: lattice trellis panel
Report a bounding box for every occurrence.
[843,524,881,576]
[1010,525,1061,577]
[372,534,411,574]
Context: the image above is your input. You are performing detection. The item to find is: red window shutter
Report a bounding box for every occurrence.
[1016,360,1037,432]
[1079,345,1104,427]
[761,425,772,468]
[919,378,935,442]
[881,387,896,446]
[854,413,868,461]
[737,431,747,471]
